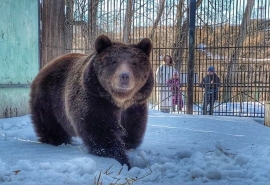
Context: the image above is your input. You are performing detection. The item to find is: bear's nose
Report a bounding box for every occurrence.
[119,72,130,85]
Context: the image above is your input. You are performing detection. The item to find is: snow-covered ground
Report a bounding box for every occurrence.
[0,108,270,185]
[192,101,265,117]
[152,101,265,117]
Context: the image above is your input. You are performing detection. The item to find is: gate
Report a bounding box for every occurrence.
[41,0,270,117]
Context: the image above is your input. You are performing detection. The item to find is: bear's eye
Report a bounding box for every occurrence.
[132,62,137,68]
[112,61,117,65]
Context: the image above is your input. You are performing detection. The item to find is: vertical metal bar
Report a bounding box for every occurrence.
[186,0,196,114]
[38,0,41,70]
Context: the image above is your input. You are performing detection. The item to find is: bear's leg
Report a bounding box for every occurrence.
[121,103,148,150]
[76,109,130,168]
[88,131,130,168]
[31,106,71,145]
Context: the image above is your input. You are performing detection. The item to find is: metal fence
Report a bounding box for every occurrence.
[41,0,270,117]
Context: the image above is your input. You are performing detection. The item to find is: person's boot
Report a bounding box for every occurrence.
[160,108,166,113]
[177,105,182,111]
[160,108,170,113]
[202,109,207,115]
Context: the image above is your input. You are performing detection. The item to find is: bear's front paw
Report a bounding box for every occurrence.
[90,145,131,170]
[118,156,131,170]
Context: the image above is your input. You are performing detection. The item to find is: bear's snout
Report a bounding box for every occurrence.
[111,70,135,93]
[119,72,130,85]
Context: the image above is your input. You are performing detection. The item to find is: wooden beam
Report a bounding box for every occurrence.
[265,102,270,126]
[40,0,66,68]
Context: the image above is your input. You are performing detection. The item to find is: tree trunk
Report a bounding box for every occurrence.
[41,0,66,67]
[123,0,134,43]
[223,0,255,102]
[65,0,74,53]
[88,0,99,53]
[172,0,202,72]
[149,0,166,41]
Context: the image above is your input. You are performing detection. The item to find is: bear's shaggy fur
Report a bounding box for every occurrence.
[29,35,153,168]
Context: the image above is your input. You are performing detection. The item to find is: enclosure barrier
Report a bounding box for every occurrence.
[265,102,270,126]
[39,0,270,118]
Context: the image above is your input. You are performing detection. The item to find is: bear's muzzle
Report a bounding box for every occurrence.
[119,72,130,86]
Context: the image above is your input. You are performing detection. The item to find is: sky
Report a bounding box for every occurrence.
[0,106,270,185]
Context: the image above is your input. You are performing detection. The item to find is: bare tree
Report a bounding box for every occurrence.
[172,0,186,72]
[172,0,203,72]
[65,0,74,52]
[223,0,255,102]
[149,0,166,41]
[123,0,134,43]
[88,0,100,52]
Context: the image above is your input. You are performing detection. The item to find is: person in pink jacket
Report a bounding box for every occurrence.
[167,71,183,112]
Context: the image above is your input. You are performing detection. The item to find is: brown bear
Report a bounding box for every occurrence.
[29,35,153,169]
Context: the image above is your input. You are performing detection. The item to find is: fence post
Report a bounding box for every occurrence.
[265,102,270,126]
[186,0,196,114]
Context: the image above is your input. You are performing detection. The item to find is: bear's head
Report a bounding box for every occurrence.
[83,35,153,109]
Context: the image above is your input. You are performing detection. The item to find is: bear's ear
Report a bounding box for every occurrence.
[135,38,152,56]
[95,35,112,53]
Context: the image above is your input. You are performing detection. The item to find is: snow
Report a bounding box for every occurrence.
[152,101,265,117]
[0,108,270,185]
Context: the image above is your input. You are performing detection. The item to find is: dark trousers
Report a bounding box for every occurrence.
[202,93,215,115]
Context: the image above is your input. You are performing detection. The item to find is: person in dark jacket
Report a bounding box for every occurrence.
[199,66,220,115]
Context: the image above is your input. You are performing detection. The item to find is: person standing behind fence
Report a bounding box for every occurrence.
[167,70,184,112]
[199,66,220,115]
[156,55,176,113]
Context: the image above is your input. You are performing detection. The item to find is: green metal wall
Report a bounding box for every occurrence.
[0,0,39,118]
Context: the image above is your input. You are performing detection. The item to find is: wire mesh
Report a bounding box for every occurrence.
[41,0,270,117]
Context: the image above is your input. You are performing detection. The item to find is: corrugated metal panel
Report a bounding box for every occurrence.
[0,0,39,118]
